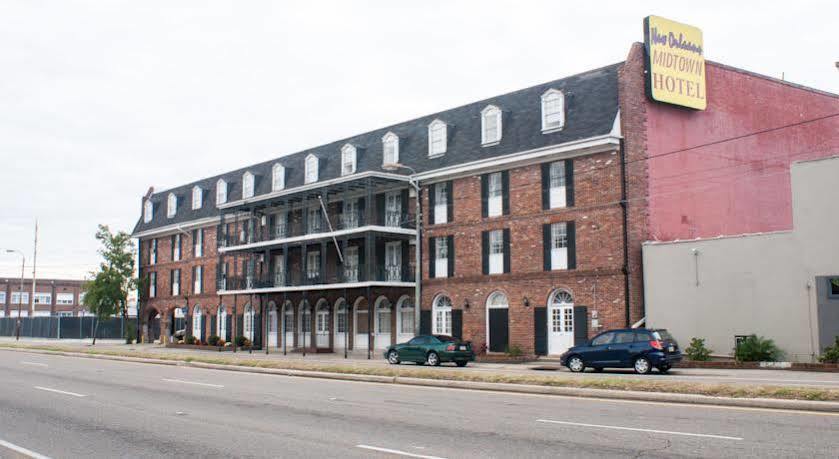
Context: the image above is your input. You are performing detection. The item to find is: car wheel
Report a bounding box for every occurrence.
[634,356,652,374]
[455,360,468,367]
[387,350,400,365]
[426,351,441,366]
[567,356,585,373]
[593,367,604,373]
[657,364,671,374]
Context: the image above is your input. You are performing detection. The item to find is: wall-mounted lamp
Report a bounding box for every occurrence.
[463,298,470,309]
[523,296,530,308]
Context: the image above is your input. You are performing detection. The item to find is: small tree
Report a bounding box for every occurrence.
[83,225,138,344]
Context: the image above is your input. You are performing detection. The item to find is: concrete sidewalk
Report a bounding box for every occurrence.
[4,337,839,390]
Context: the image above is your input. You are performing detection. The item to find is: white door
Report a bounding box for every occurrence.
[299,307,311,347]
[334,306,347,350]
[283,309,294,348]
[316,307,330,348]
[268,309,278,347]
[548,292,575,355]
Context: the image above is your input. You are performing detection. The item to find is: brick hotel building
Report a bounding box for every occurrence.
[132,42,838,357]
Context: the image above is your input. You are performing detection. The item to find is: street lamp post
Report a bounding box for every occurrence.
[382,163,422,335]
[4,249,26,341]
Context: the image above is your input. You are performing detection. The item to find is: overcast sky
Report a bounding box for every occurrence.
[1,0,837,279]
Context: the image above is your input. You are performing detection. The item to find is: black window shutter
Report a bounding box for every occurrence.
[573,306,588,345]
[254,311,262,348]
[503,228,511,273]
[567,221,577,269]
[446,181,454,222]
[480,175,488,218]
[178,235,182,257]
[376,194,386,225]
[237,315,244,340]
[543,224,552,271]
[376,238,386,275]
[358,241,366,273]
[451,309,463,340]
[565,159,575,207]
[171,235,175,259]
[211,315,217,338]
[401,189,409,223]
[428,237,436,278]
[358,197,366,216]
[420,310,432,335]
[446,235,455,277]
[428,183,436,225]
[534,307,548,355]
[481,231,489,275]
[401,241,409,281]
[541,163,550,210]
[501,170,510,215]
[170,270,174,295]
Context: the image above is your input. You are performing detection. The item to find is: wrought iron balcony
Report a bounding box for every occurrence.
[218,263,415,292]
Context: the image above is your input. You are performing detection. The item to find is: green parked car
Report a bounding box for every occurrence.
[384,335,475,367]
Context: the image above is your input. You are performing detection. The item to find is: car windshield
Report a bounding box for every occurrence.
[434,335,458,343]
[652,329,673,341]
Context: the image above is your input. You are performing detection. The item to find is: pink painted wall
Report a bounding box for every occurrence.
[644,62,839,240]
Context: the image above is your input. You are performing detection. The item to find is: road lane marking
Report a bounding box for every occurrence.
[162,378,224,388]
[536,419,742,440]
[33,386,87,398]
[0,438,52,459]
[356,445,447,459]
[21,361,48,367]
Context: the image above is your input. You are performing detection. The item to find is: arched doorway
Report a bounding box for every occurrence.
[217,305,229,342]
[486,292,509,353]
[333,298,348,350]
[172,306,187,340]
[192,305,203,342]
[146,308,161,343]
[353,297,369,350]
[315,299,330,348]
[267,301,278,348]
[282,301,294,349]
[548,289,574,355]
[243,303,255,341]
[298,300,311,348]
[374,296,392,349]
[432,295,452,336]
[396,295,415,343]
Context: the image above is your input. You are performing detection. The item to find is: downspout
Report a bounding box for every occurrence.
[619,138,632,328]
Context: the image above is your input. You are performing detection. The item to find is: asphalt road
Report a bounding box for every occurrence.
[0,349,837,459]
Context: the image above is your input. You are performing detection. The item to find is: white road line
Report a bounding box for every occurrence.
[162,378,224,388]
[33,386,87,398]
[20,361,48,367]
[0,438,52,459]
[356,444,448,459]
[536,419,743,441]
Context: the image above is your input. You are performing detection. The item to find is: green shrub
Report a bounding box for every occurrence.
[184,335,197,345]
[124,322,136,344]
[505,344,523,358]
[819,336,839,364]
[208,335,220,346]
[685,337,712,361]
[735,335,782,362]
[235,335,251,348]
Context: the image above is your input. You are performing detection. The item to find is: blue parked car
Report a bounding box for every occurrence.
[560,328,682,374]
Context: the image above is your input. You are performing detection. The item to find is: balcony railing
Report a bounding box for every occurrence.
[218,210,415,249]
[219,264,415,291]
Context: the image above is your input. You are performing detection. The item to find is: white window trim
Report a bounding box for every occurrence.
[541,88,566,133]
[192,186,203,210]
[428,119,447,157]
[481,105,502,146]
[488,229,504,275]
[167,193,177,218]
[341,144,357,176]
[434,237,449,279]
[305,154,319,184]
[143,200,153,223]
[216,179,228,206]
[432,295,453,336]
[382,131,399,165]
[242,171,255,199]
[272,163,285,191]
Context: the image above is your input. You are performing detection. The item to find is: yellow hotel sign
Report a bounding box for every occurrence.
[644,15,706,110]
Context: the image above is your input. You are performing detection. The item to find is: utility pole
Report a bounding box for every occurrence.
[30,220,38,316]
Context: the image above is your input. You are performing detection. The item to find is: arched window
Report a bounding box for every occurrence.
[375,297,392,334]
[481,105,502,145]
[192,305,202,337]
[541,89,565,132]
[216,179,227,206]
[305,154,319,184]
[242,171,255,199]
[487,291,509,309]
[549,289,574,338]
[243,303,254,340]
[432,295,453,335]
[143,199,153,223]
[283,301,294,334]
[192,186,203,210]
[299,301,312,335]
[272,163,285,191]
[217,305,228,338]
[397,296,415,335]
[382,132,399,165]
[550,289,574,306]
[167,193,177,218]
[335,299,348,334]
[428,119,447,157]
[341,144,357,176]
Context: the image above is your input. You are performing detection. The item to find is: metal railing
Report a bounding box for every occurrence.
[219,264,415,291]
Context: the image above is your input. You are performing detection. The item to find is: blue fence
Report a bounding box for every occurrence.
[0,317,129,339]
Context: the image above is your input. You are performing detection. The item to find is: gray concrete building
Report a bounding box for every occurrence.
[643,156,839,362]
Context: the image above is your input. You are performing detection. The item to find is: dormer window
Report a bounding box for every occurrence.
[192,186,202,210]
[242,171,255,198]
[272,163,285,191]
[428,119,447,157]
[216,179,227,206]
[481,105,502,145]
[541,89,565,132]
[167,193,177,218]
[382,132,399,165]
[305,154,319,184]
[143,199,153,223]
[341,144,357,176]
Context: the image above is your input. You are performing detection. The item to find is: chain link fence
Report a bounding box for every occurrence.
[0,317,129,339]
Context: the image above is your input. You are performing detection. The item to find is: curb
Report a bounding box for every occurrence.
[5,347,838,413]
